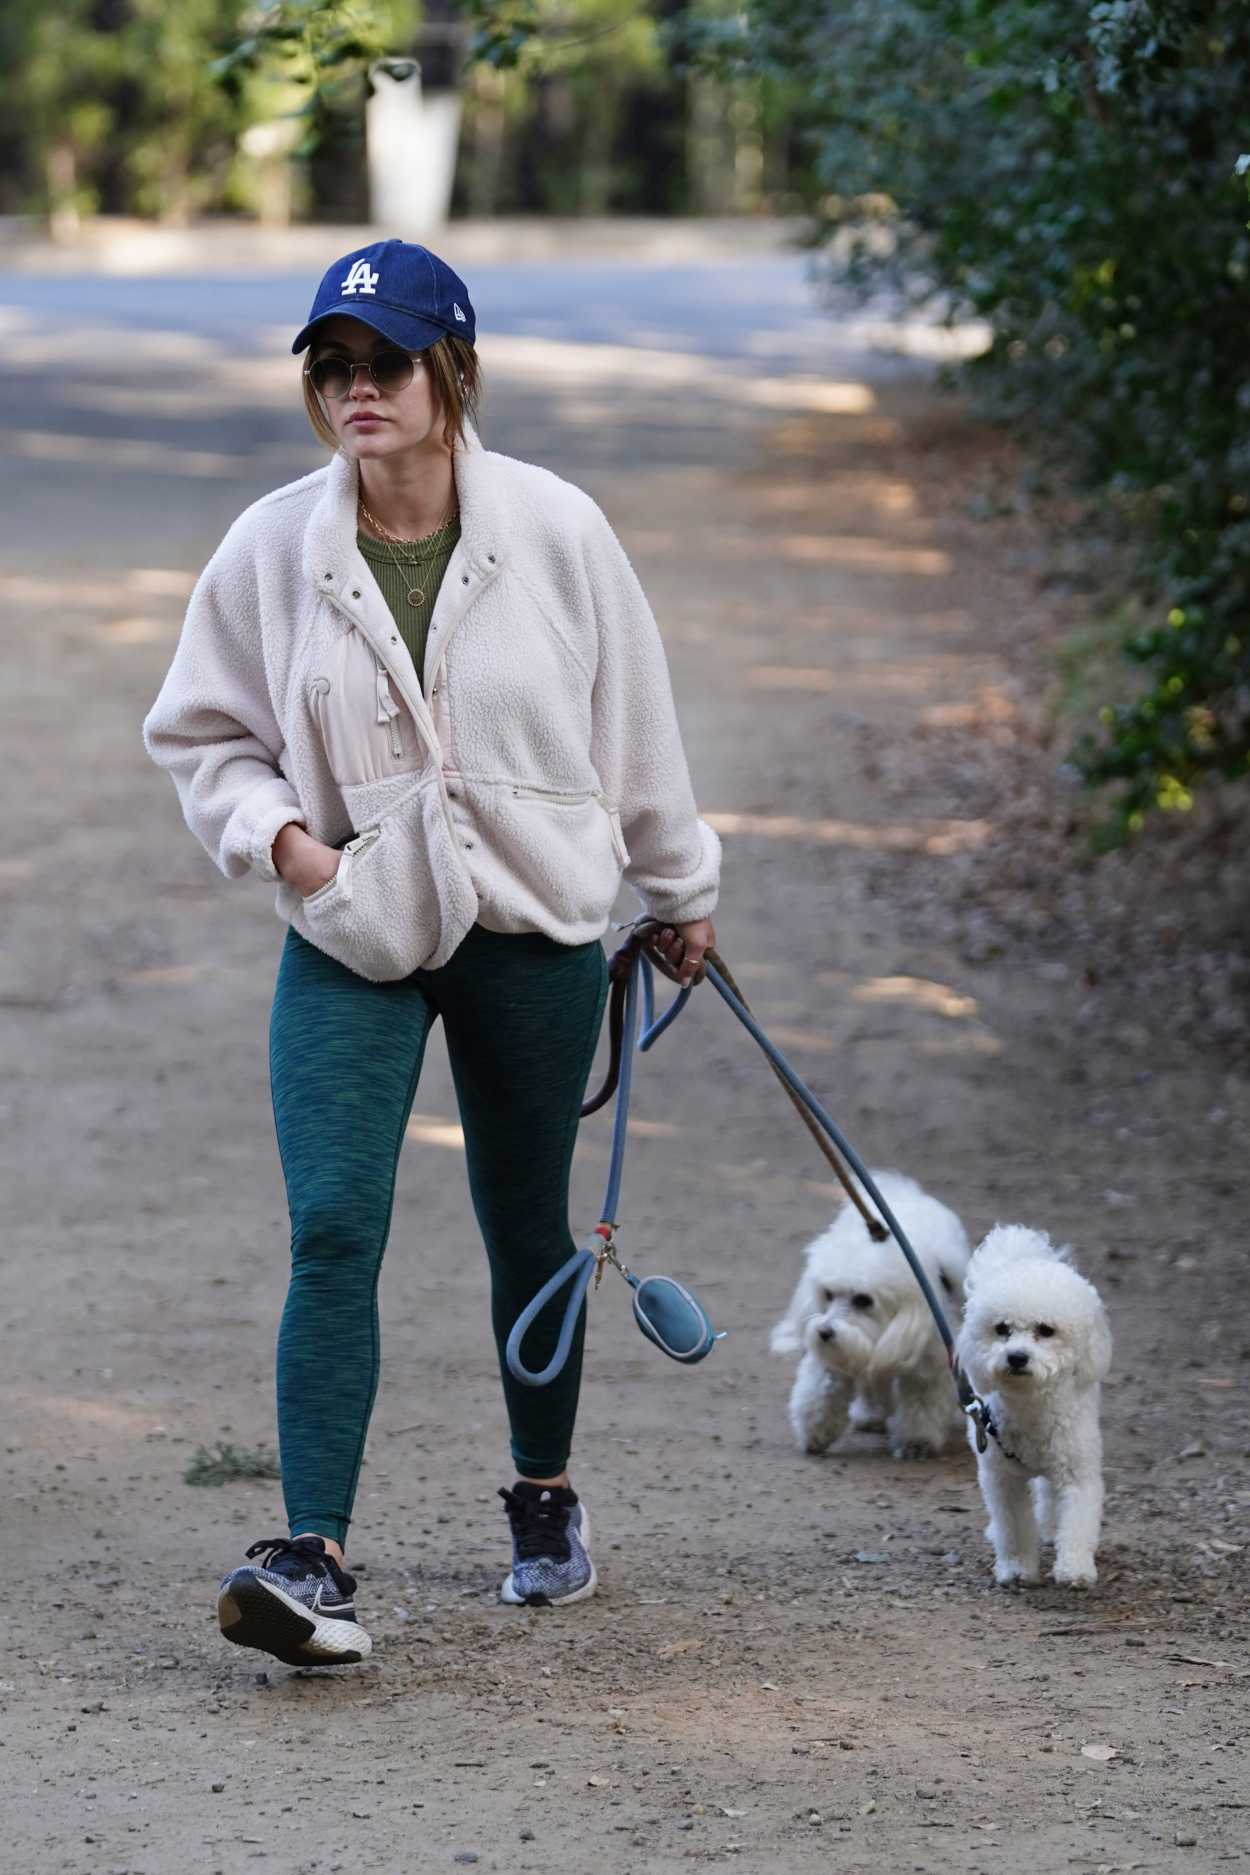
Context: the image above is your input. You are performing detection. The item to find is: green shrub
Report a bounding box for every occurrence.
[682,0,1250,838]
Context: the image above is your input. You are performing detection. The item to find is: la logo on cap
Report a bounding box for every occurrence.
[341,259,379,297]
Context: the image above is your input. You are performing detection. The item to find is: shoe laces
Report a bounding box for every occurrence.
[244,1535,356,1595]
[498,1487,573,1563]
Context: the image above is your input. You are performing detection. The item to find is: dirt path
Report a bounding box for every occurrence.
[2,273,1248,1875]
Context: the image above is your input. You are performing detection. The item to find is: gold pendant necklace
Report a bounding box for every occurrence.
[358,494,457,609]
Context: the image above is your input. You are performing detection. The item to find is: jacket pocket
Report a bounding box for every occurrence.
[509,784,631,867]
[300,825,381,906]
[278,778,457,981]
[473,780,628,937]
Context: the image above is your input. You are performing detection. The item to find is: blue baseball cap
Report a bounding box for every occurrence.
[291,239,476,355]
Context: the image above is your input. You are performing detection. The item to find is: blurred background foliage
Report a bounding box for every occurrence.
[683,0,1250,840]
[0,0,1246,837]
[0,2,804,226]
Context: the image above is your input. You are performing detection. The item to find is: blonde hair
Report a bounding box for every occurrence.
[301,333,482,453]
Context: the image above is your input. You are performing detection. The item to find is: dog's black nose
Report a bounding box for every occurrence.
[1006,1350,1030,1372]
[817,1324,835,1342]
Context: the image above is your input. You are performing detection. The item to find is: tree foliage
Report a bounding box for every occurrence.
[681,0,1250,838]
[211,0,420,156]
[0,0,256,223]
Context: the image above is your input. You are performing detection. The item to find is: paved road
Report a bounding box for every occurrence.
[0,245,975,567]
[0,247,974,577]
[0,257,820,350]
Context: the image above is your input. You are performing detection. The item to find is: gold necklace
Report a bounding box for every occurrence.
[358,496,459,609]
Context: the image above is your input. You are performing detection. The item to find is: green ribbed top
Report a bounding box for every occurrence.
[357,521,461,693]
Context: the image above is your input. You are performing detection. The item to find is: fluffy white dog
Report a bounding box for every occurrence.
[956,1225,1111,1588]
[770,1172,970,1460]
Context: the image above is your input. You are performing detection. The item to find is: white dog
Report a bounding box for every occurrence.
[956,1225,1111,1588]
[770,1172,970,1460]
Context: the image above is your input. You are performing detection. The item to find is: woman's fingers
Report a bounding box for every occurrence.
[648,919,714,987]
[647,926,685,981]
[675,921,713,986]
[678,942,706,986]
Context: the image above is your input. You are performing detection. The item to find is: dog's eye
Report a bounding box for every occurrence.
[851,1293,874,1311]
[994,1321,1011,1338]
[1036,1322,1056,1338]
[820,1286,835,1306]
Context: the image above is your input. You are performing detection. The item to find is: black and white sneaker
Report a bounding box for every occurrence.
[498,1483,596,1606]
[217,1536,372,1666]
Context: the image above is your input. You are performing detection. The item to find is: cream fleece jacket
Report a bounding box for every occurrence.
[142,431,720,981]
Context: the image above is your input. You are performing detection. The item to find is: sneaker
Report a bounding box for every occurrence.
[498,1482,596,1607]
[217,1536,372,1666]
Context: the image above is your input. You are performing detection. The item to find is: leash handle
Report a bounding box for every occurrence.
[504,1246,598,1388]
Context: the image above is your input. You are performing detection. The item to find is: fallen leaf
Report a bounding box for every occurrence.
[1081,1744,1119,1763]
[854,1551,890,1565]
[657,1638,704,1659]
[720,1807,748,1818]
[587,1775,611,1788]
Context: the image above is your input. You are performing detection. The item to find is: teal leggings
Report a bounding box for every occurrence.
[269,923,609,1547]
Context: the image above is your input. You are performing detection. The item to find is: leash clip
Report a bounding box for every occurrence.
[964,1397,991,1455]
[952,1358,993,1454]
[592,1222,628,1290]
[963,1387,1007,1457]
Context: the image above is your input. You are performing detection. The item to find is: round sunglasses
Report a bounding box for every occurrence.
[305,347,425,401]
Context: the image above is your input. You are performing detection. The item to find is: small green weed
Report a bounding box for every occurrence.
[184,1441,281,1487]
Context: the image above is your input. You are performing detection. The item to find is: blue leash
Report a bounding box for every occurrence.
[506,957,717,1386]
[506,927,993,1446]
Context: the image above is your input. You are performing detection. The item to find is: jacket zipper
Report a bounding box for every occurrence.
[511,783,601,805]
[511,784,630,864]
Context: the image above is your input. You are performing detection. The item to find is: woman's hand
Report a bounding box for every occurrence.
[651,917,716,988]
[273,822,341,898]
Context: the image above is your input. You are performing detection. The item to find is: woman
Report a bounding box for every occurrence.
[143,240,719,1667]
